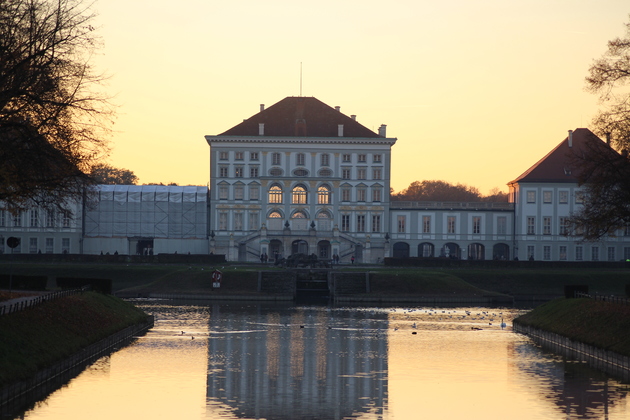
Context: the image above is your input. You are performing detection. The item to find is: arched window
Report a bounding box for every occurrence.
[292,211,307,218]
[292,185,307,204]
[269,185,283,204]
[269,211,282,218]
[317,185,331,204]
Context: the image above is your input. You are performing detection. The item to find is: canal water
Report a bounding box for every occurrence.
[15,301,630,420]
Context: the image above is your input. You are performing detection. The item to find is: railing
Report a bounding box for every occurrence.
[390,201,514,210]
[574,291,630,306]
[0,286,90,317]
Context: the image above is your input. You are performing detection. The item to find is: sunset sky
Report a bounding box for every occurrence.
[91,0,629,194]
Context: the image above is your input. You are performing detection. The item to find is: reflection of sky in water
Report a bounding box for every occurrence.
[18,302,630,420]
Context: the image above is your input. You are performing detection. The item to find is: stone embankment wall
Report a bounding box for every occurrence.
[513,323,630,382]
[0,317,154,418]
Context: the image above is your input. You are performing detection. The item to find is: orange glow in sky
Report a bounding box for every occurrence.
[91,0,630,194]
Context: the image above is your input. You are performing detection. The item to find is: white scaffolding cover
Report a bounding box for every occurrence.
[85,185,208,238]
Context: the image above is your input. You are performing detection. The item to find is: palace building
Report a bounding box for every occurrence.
[1,97,629,262]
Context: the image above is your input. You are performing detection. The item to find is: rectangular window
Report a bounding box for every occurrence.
[472,216,481,234]
[527,245,535,259]
[447,216,456,234]
[397,215,406,233]
[372,188,381,202]
[497,216,507,235]
[357,168,366,180]
[358,154,366,162]
[250,167,259,178]
[296,153,305,166]
[234,152,244,160]
[575,191,584,204]
[543,217,551,235]
[357,215,365,232]
[320,154,329,166]
[576,246,583,261]
[559,217,568,235]
[234,213,243,230]
[13,212,21,227]
[46,210,55,228]
[62,211,71,228]
[422,216,431,233]
[608,247,615,261]
[342,168,351,179]
[591,247,599,261]
[625,223,630,236]
[357,189,366,202]
[249,186,259,200]
[527,217,535,235]
[219,166,228,177]
[372,168,382,180]
[543,191,552,203]
[372,215,381,233]
[234,186,244,200]
[341,188,351,201]
[624,247,630,260]
[61,238,70,254]
[341,215,350,232]
[30,209,38,227]
[250,152,259,160]
[526,191,536,203]
[45,238,54,254]
[219,212,228,230]
[543,245,551,260]
[29,237,38,254]
[0,209,4,227]
[234,167,243,178]
[219,186,228,200]
[342,154,351,162]
[559,246,567,261]
[373,154,382,163]
[559,191,568,204]
[272,153,281,165]
[248,212,258,230]
[219,151,228,160]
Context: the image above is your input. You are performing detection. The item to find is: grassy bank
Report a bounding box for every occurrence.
[514,298,630,357]
[0,262,629,298]
[0,292,149,387]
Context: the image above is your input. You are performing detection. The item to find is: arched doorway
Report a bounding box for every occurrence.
[492,243,510,260]
[418,242,434,258]
[318,240,331,259]
[393,242,410,258]
[270,239,283,262]
[441,243,460,259]
[467,243,485,260]
[292,239,309,255]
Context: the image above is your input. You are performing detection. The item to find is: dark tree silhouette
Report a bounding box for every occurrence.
[0,0,112,211]
[90,163,138,185]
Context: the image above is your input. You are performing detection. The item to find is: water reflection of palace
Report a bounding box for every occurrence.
[206,305,388,420]
[510,341,628,418]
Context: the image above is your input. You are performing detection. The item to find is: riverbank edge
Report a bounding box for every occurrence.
[513,322,630,382]
[0,316,154,417]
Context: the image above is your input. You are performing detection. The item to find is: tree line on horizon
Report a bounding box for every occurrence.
[391,180,508,202]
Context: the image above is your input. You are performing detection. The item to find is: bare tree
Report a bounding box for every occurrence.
[0,0,112,211]
[586,16,630,148]
[567,16,630,240]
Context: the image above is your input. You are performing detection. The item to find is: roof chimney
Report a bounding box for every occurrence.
[260,104,265,112]
[568,130,573,148]
[606,132,611,145]
[351,115,356,121]
[338,124,344,137]
[259,123,264,136]
[378,124,387,137]
[335,106,341,112]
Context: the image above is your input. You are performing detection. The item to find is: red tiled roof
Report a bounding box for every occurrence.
[509,128,606,184]
[218,97,381,138]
